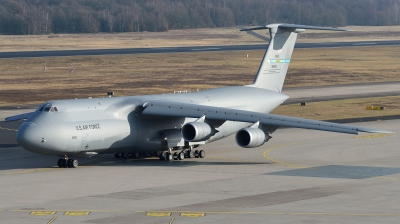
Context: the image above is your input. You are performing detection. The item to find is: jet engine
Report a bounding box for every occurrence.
[181,122,215,142]
[235,128,269,148]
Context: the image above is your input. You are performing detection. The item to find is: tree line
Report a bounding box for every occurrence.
[1,0,400,35]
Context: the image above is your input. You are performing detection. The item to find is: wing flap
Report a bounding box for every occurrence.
[142,101,391,135]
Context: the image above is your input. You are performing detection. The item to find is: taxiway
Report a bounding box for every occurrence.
[1,40,400,58]
[0,119,398,224]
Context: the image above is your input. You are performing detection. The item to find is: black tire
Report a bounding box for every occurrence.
[61,159,67,168]
[159,152,166,161]
[70,159,78,168]
[66,159,72,168]
[188,151,194,158]
[57,159,63,167]
[178,152,184,160]
[173,152,179,160]
[121,153,128,159]
[194,150,200,158]
[114,153,120,159]
[166,152,173,161]
[199,150,205,158]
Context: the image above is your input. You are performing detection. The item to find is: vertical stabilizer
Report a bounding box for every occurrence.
[241,24,348,92]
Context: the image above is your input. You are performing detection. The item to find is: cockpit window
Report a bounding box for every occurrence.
[49,107,58,112]
[38,105,58,112]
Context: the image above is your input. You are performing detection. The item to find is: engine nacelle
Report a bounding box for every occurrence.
[181,122,215,142]
[235,128,268,148]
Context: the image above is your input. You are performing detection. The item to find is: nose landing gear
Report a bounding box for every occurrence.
[57,158,78,168]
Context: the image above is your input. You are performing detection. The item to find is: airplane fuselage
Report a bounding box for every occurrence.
[16,86,288,157]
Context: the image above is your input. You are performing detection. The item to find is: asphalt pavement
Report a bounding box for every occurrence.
[0,119,398,224]
[1,40,400,58]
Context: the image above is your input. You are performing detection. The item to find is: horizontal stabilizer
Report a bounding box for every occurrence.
[240,24,350,32]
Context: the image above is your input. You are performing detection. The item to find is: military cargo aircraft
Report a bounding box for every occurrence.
[6,24,390,168]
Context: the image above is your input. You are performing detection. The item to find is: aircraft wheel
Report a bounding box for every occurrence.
[166,152,173,161]
[199,150,205,158]
[131,152,139,158]
[67,159,73,168]
[159,152,166,161]
[188,150,194,158]
[61,159,67,168]
[114,153,120,159]
[194,150,200,158]
[173,152,179,160]
[57,158,64,167]
[70,159,78,168]
[121,153,128,159]
[178,152,185,160]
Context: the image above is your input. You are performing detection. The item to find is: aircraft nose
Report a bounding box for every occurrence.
[16,122,38,149]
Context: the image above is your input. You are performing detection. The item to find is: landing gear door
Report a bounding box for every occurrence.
[161,129,185,148]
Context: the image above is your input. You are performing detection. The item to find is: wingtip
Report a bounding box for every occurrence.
[362,130,394,134]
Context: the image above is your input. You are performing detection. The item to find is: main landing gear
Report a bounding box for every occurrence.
[112,147,205,162]
[158,147,205,161]
[57,158,78,168]
[113,152,143,159]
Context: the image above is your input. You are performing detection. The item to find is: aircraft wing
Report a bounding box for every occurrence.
[5,112,34,122]
[142,101,390,135]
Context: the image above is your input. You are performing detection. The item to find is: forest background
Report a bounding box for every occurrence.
[1,0,400,35]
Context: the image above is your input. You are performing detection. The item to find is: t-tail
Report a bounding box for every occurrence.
[241,24,349,92]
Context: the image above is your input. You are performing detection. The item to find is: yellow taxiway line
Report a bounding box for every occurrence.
[262,141,309,169]
[47,216,57,224]
[141,210,400,217]
[5,209,400,218]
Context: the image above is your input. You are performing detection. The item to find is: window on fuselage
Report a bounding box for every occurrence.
[48,107,58,112]
[39,107,44,111]
[44,107,51,112]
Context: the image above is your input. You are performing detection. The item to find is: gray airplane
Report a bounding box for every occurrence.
[6,24,390,168]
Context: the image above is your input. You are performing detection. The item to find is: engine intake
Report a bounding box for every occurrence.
[181,122,215,142]
[235,128,268,148]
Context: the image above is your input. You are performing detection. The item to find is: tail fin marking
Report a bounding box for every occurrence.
[241,24,349,92]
